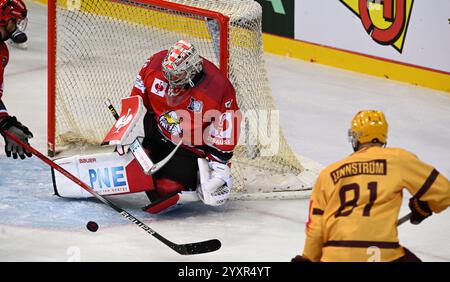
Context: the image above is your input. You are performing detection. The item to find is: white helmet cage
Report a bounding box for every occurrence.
[162,40,203,92]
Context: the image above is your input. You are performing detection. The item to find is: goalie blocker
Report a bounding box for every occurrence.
[53,96,233,213]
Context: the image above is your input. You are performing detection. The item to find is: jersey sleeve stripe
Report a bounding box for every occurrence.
[312,208,324,215]
[414,169,440,199]
[134,74,146,94]
[323,240,400,249]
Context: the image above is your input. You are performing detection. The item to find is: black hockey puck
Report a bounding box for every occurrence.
[86,221,99,232]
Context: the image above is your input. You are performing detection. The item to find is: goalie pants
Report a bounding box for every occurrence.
[142,113,201,190]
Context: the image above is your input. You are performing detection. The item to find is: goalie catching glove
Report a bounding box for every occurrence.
[197,158,233,206]
[0,116,33,159]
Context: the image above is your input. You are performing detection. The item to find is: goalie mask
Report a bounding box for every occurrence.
[348,110,388,151]
[162,40,203,96]
[0,0,28,32]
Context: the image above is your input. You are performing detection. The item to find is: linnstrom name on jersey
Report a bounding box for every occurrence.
[330,159,386,184]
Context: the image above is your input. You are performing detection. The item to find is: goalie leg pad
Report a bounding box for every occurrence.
[155,177,184,197]
[142,177,185,214]
[142,190,201,214]
[197,158,231,206]
[53,152,155,198]
[143,191,181,214]
[142,177,202,214]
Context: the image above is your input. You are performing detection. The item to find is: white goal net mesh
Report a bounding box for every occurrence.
[52,0,316,197]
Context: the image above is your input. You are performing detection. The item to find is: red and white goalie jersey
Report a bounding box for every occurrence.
[130,50,241,163]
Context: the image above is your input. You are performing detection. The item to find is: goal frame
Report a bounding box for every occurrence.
[47,0,230,157]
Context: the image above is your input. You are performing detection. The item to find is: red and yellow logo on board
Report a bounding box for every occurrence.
[340,0,414,53]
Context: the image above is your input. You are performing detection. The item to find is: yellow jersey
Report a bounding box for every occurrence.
[302,146,450,262]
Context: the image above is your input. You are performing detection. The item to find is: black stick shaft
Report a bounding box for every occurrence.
[105,99,119,120]
[397,212,412,226]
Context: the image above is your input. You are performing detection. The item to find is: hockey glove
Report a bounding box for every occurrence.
[408,197,432,225]
[291,255,311,262]
[10,28,28,44]
[0,116,33,159]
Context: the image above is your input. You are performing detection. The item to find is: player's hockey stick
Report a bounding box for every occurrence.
[1,130,221,255]
[397,212,412,226]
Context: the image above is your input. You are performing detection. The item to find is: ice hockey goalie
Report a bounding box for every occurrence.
[52,40,242,214]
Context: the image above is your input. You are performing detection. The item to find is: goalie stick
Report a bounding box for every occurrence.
[105,100,188,212]
[130,137,182,176]
[105,99,120,120]
[0,130,221,255]
[104,99,182,176]
[106,100,187,211]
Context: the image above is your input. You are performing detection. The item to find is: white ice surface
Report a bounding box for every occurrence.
[0,1,448,261]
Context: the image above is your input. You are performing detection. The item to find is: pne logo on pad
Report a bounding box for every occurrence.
[88,166,129,194]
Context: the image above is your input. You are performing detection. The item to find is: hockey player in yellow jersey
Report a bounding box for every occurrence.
[293,110,449,262]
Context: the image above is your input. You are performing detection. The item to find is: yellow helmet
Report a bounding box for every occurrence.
[348,110,388,151]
